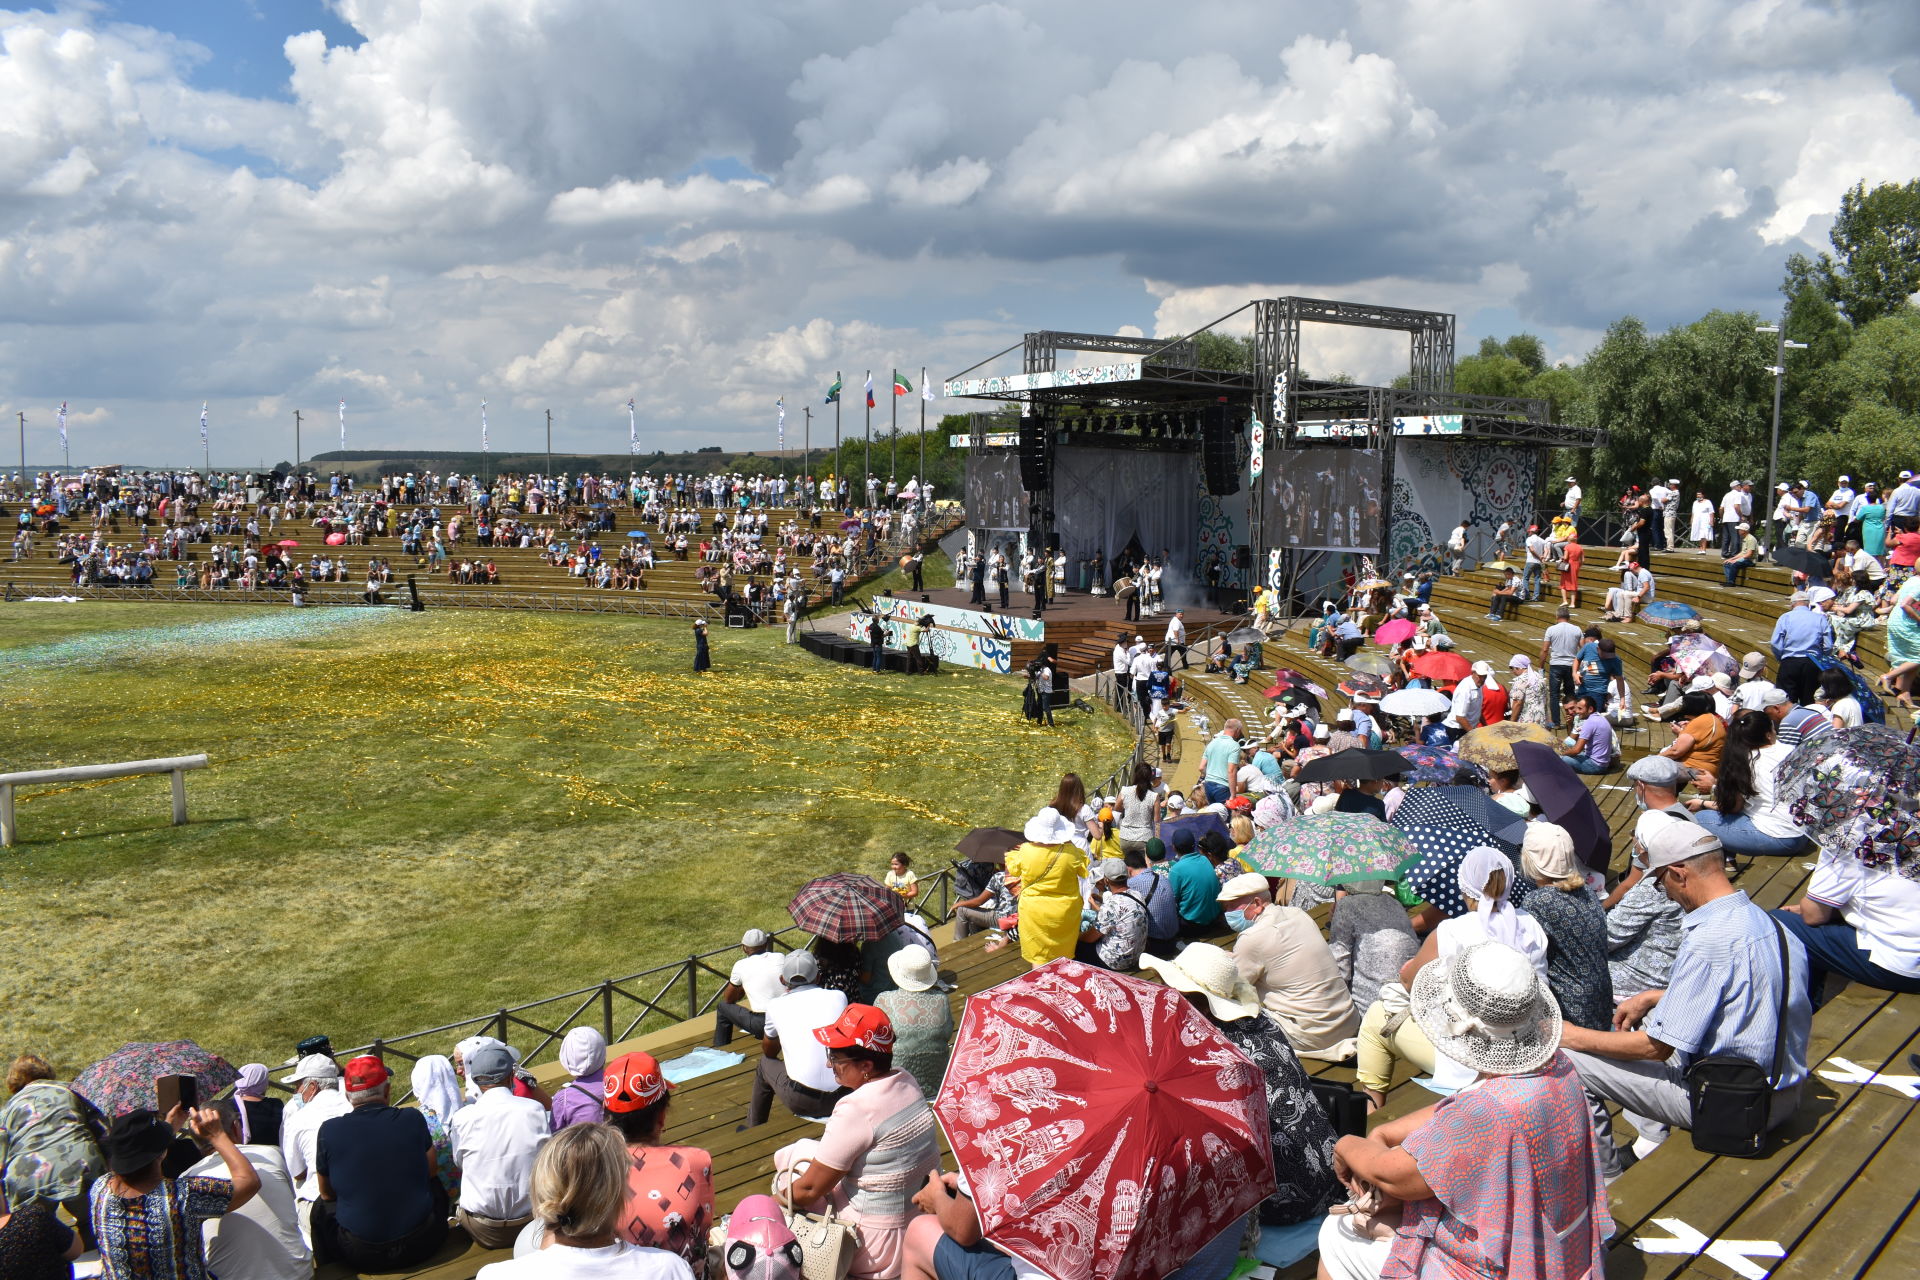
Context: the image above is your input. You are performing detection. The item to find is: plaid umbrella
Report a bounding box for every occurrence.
[1337,673,1390,699]
[74,1040,238,1118]
[1240,812,1417,882]
[1456,721,1558,772]
[788,872,907,942]
[1394,744,1486,787]
[954,827,1024,865]
[1777,725,1920,877]
[1344,652,1397,676]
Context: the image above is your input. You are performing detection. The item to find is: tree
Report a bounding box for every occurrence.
[1192,331,1255,372]
[1454,352,1533,398]
[1785,309,1920,483]
[1789,178,1920,327]
[1475,333,1548,375]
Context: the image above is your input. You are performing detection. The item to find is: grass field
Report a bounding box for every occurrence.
[0,602,1130,1071]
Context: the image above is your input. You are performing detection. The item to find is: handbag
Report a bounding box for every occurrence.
[1685,917,1791,1157]
[1307,1078,1369,1139]
[776,1161,861,1280]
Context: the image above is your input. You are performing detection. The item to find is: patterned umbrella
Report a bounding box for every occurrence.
[1344,652,1397,676]
[1355,577,1392,591]
[1337,673,1390,699]
[1397,825,1490,918]
[1395,744,1486,787]
[936,960,1274,1280]
[1669,634,1737,680]
[74,1040,238,1118]
[1412,652,1472,684]
[1269,687,1322,714]
[1374,618,1417,646]
[1456,721,1558,773]
[787,872,907,942]
[1640,600,1699,627]
[1777,725,1920,878]
[1394,785,1528,853]
[1240,812,1418,882]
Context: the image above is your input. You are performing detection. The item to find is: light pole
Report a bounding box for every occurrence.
[545,408,553,486]
[1756,322,1809,560]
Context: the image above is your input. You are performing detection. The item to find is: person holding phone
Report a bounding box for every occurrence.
[91,1104,260,1280]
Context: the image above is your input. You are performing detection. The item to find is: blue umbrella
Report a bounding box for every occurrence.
[1640,600,1699,627]
[626,531,649,538]
[1162,813,1232,849]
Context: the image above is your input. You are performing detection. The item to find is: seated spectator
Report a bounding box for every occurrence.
[551,1029,609,1131]
[713,929,786,1047]
[2,1053,105,1248]
[1723,521,1760,585]
[859,917,941,1003]
[950,866,1014,942]
[410,1055,464,1201]
[94,1107,260,1280]
[1319,942,1611,1279]
[1518,824,1613,1031]
[874,947,955,1096]
[1217,872,1360,1062]
[0,1194,83,1277]
[187,1100,308,1280]
[1561,822,1810,1179]
[603,1052,713,1276]
[1141,944,1342,1225]
[448,1043,553,1248]
[1076,858,1150,972]
[311,1056,448,1271]
[1604,810,1691,1000]
[1130,843,1182,959]
[776,1006,941,1280]
[476,1124,693,1280]
[1658,690,1726,788]
[1774,851,1920,1006]
[745,951,849,1128]
[1327,881,1419,1016]
[1689,710,1811,857]
[228,1063,283,1150]
[1167,829,1224,937]
[1486,567,1521,620]
[279,1054,350,1244]
[1557,693,1617,774]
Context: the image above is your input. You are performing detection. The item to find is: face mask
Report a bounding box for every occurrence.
[1224,909,1254,934]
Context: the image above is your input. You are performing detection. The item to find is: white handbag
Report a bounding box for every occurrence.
[777,1161,861,1280]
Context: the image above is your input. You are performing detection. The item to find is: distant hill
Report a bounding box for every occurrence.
[302,448,806,479]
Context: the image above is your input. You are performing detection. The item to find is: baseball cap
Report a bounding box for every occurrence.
[1471,660,1494,677]
[1166,792,1187,810]
[1625,756,1688,789]
[603,1051,672,1112]
[1095,857,1130,882]
[343,1055,389,1091]
[1737,522,1750,530]
[1736,682,1790,710]
[1216,871,1271,902]
[464,1044,515,1082]
[1776,483,1790,492]
[282,1054,341,1085]
[1789,590,1808,603]
[741,928,770,947]
[1641,820,1723,872]
[1739,652,1766,678]
[814,1004,895,1051]
[1838,474,1851,483]
[782,950,819,984]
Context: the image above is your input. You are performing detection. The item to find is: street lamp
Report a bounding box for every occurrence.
[1756,323,1809,559]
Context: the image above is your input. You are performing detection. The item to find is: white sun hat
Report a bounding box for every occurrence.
[1410,941,1561,1077]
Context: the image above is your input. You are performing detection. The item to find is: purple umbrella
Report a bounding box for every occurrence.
[1510,742,1612,873]
[74,1040,238,1118]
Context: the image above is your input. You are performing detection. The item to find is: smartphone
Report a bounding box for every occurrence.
[155,1074,199,1116]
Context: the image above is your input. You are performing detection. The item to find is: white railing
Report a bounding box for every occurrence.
[0,754,209,847]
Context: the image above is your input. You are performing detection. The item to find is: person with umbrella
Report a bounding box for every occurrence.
[1214,872,1360,1061]
[93,1105,261,1280]
[1319,943,1611,1280]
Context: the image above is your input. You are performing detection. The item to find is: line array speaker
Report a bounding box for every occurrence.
[1200,404,1241,496]
[1018,417,1052,491]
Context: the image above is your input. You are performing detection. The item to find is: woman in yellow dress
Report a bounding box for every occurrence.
[1005,809,1089,968]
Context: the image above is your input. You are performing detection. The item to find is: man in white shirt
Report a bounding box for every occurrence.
[1129,641,1158,713]
[446,1043,551,1247]
[1719,483,1747,556]
[279,1054,351,1245]
[1445,674,1482,736]
[1841,540,1887,590]
[1648,479,1675,550]
[1777,854,1920,1004]
[746,950,849,1127]
[191,1127,311,1280]
[1164,610,1189,669]
[1523,525,1553,601]
[1826,475,1856,516]
[714,928,788,1046]
[1563,477,1582,518]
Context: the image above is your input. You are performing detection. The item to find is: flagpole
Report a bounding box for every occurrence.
[834,371,842,502]
[803,405,812,486]
[863,369,871,496]
[919,367,927,499]
[890,370,897,483]
[58,401,69,477]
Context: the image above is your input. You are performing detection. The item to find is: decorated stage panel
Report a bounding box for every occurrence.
[848,597,1045,674]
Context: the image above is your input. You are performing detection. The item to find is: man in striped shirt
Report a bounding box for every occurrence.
[1736,682,1831,745]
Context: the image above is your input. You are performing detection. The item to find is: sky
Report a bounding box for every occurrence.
[3,0,1920,466]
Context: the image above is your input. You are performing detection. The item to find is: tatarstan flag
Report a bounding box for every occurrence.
[824,375,843,405]
[893,370,912,397]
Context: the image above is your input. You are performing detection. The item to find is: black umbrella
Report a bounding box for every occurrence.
[954,827,1024,865]
[1296,748,1410,785]
[1510,742,1612,873]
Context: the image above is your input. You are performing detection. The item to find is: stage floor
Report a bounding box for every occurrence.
[899,585,1240,631]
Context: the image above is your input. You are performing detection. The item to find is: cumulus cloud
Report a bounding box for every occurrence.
[1,0,1917,462]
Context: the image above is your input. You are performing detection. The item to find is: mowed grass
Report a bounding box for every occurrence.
[0,603,1130,1069]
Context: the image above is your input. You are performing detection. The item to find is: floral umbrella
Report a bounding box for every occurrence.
[1777,725,1920,878]
[1669,634,1737,680]
[1395,744,1487,787]
[74,1040,238,1118]
[1336,673,1390,700]
[1240,812,1418,882]
[1457,721,1558,773]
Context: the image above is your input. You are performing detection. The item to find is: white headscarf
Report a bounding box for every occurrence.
[412,1055,464,1126]
[559,1027,607,1080]
[1456,845,1531,952]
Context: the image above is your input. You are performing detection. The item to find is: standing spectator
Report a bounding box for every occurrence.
[447,1043,552,1248]
[882,854,919,902]
[873,947,955,1095]
[1770,590,1832,706]
[1651,476,1679,550]
[1,1054,105,1248]
[1006,809,1088,966]
[1689,490,1716,550]
[1164,610,1189,669]
[1522,524,1552,601]
[311,1056,449,1271]
[1200,719,1245,806]
[550,1030,608,1131]
[1447,520,1470,575]
[1558,534,1585,611]
[713,930,785,1048]
[1475,661,1508,725]
[604,1052,713,1277]
[1507,654,1548,724]
[1563,475,1582,519]
[93,1107,260,1280]
[1719,481,1747,555]
[745,951,849,1128]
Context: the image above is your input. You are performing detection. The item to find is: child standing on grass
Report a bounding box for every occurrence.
[884,853,919,901]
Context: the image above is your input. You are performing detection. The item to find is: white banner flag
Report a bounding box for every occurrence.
[921,368,932,402]
[627,398,637,454]
[777,396,785,451]
[199,402,209,445]
[481,399,489,453]
[58,401,69,459]
[338,399,347,449]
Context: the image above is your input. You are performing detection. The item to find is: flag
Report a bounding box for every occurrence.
[338,399,346,449]
[825,375,842,405]
[865,372,875,409]
[58,401,68,452]
[777,396,786,451]
[627,397,637,454]
[892,370,911,397]
[921,367,933,402]
[199,402,208,445]
[481,399,489,453]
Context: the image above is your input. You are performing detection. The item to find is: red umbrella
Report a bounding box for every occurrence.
[936,960,1274,1280]
[787,872,906,942]
[1373,618,1416,646]
[1411,651,1472,684]
[276,539,300,548]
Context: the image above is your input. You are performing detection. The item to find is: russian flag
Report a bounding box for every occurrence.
[865,372,876,408]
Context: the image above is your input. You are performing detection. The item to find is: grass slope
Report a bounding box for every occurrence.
[0,603,1129,1068]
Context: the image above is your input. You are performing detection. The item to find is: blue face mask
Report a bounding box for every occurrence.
[1224,909,1254,934]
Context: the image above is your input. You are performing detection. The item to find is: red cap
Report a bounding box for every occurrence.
[604,1052,672,1113]
[813,1004,895,1052]
[1224,796,1254,812]
[343,1055,389,1090]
